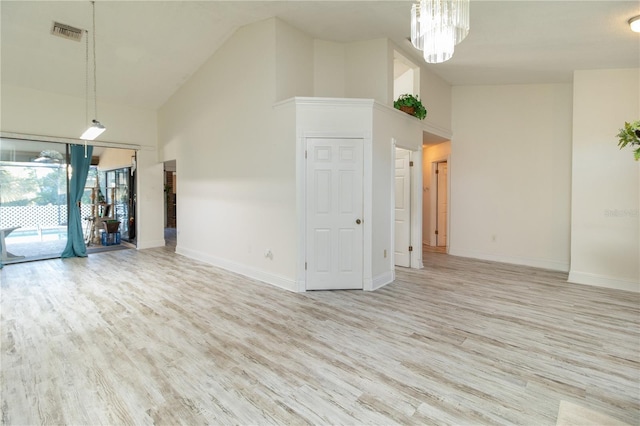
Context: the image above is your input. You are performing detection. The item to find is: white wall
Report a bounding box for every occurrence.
[136,148,165,249]
[420,66,452,136]
[394,69,414,100]
[0,85,157,147]
[422,141,451,245]
[345,39,392,104]
[450,84,573,271]
[158,18,298,290]
[98,148,135,171]
[276,21,314,101]
[570,69,639,292]
[313,40,346,98]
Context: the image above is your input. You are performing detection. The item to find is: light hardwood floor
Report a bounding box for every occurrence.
[1,247,638,425]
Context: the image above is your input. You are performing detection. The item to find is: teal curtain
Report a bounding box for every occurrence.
[61,144,93,258]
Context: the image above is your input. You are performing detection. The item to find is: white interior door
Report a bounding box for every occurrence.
[306,138,363,290]
[394,148,411,267]
[436,162,448,247]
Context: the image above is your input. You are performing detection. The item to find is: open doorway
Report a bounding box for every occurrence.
[85,147,137,248]
[164,160,176,249]
[393,143,423,269]
[422,139,451,255]
[435,161,448,247]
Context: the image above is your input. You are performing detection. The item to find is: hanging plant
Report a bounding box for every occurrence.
[393,94,427,120]
[616,120,640,161]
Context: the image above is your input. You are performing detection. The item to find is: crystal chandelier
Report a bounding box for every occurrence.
[411,0,470,63]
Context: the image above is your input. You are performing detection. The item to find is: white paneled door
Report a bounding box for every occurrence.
[394,148,411,267]
[306,138,363,290]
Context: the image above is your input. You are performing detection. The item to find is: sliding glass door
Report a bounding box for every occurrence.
[0,139,69,263]
[100,167,134,242]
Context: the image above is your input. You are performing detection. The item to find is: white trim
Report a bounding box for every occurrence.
[371,102,453,140]
[429,155,451,249]
[1,131,142,151]
[137,239,166,250]
[392,141,423,270]
[303,130,370,140]
[568,271,639,293]
[390,139,397,269]
[370,270,395,291]
[445,154,451,254]
[176,246,298,293]
[295,130,307,292]
[274,97,375,109]
[410,145,423,269]
[422,122,452,140]
[362,133,373,290]
[448,247,570,272]
[430,162,437,247]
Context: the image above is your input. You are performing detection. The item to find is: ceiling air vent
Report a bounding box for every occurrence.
[51,21,84,42]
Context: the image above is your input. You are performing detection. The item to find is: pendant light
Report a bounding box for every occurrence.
[630,15,640,33]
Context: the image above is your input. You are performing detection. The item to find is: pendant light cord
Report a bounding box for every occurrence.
[91,0,98,121]
[84,29,89,128]
[84,27,89,157]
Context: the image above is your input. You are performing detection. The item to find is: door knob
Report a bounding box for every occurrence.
[356,219,362,225]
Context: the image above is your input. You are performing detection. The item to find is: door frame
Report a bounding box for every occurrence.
[393,147,412,268]
[296,131,373,292]
[391,139,423,269]
[429,156,451,250]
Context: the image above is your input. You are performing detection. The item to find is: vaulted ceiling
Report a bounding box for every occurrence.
[1,1,638,111]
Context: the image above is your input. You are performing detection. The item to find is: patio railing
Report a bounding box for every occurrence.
[0,204,93,229]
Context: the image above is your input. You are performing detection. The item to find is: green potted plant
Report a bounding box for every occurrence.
[394,94,427,120]
[103,219,120,233]
[616,120,640,161]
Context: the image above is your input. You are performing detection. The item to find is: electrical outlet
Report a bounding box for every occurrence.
[384,249,387,258]
[265,249,273,259]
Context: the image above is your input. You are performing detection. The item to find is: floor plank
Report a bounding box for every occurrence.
[1,248,638,425]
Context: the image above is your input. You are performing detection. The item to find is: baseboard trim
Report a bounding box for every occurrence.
[176,247,297,293]
[448,248,569,272]
[369,270,395,291]
[136,239,166,250]
[568,271,639,293]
